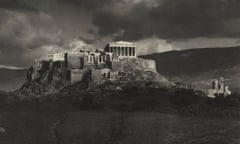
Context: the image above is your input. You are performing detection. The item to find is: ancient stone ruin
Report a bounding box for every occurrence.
[21,41,170,96]
[207,77,231,98]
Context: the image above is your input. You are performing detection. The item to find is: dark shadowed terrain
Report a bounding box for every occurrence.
[1,106,240,144]
[0,86,240,144]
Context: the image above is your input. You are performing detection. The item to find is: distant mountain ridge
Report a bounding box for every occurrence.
[140,46,240,76]
[0,65,27,70]
[140,46,240,93]
[0,68,27,91]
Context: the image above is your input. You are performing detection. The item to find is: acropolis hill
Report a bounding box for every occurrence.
[18,41,171,96]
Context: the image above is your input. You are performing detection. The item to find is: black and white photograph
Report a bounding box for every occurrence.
[0,0,240,143]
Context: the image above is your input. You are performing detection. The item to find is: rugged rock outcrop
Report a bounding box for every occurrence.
[16,58,173,97]
[16,66,71,97]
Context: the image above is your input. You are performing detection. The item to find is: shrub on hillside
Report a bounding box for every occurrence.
[213,93,240,107]
[169,89,207,107]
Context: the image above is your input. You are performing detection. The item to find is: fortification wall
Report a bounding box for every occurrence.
[138,59,157,72]
[27,55,158,85]
[70,69,85,83]
[119,58,157,72]
[111,61,124,72]
[67,54,84,69]
[92,68,111,84]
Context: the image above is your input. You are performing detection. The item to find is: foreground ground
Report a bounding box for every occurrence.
[0,103,240,144]
[1,86,240,144]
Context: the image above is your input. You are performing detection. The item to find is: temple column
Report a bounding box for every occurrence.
[91,56,94,63]
[134,47,136,56]
[125,47,128,56]
[132,47,134,56]
[119,47,122,56]
[119,47,121,56]
[133,47,135,56]
[124,47,126,56]
[121,47,123,56]
[118,47,120,56]
[120,47,122,56]
[129,47,132,56]
[87,55,90,63]
[129,47,131,56]
[128,47,130,56]
[102,56,105,62]
[125,47,127,56]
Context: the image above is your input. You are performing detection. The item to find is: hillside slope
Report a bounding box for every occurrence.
[170,65,240,92]
[140,46,240,76]
[140,46,240,93]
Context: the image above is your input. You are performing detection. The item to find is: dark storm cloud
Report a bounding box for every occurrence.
[58,0,110,10]
[0,0,38,11]
[0,9,63,66]
[90,0,240,40]
[2,0,240,40]
[0,0,96,66]
[1,0,240,67]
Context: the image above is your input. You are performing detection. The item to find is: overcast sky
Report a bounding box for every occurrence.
[1,0,240,67]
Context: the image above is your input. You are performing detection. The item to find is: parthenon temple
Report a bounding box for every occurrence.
[104,41,137,58]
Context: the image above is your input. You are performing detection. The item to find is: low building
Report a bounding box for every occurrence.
[48,53,67,62]
[207,77,231,98]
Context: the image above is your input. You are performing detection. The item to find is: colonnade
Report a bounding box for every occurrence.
[108,47,136,57]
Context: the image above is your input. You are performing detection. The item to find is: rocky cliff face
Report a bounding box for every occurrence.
[16,58,172,97]
[16,67,71,97]
[112,58,157,72]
